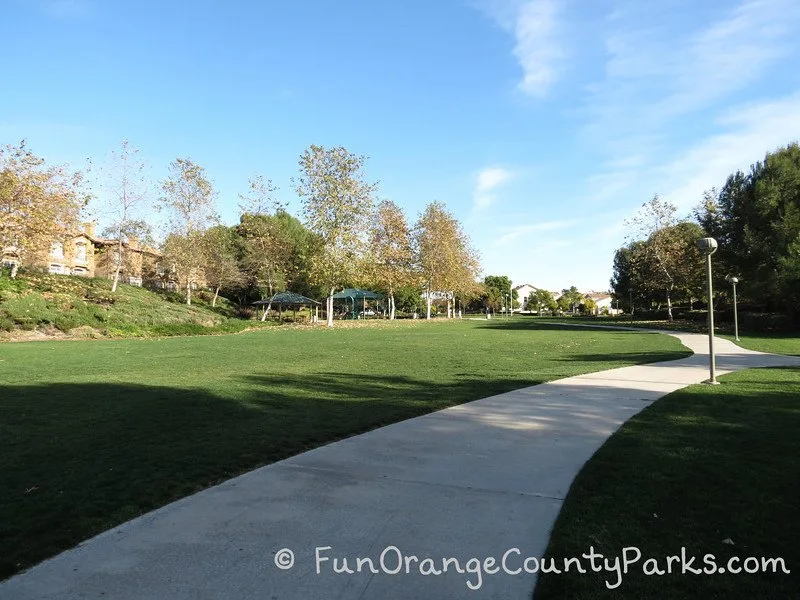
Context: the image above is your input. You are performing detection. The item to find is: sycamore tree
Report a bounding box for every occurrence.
[626,195,684,320]
[237,175,289,318]
[296,145,376,327]
[415,201,481,319]
[202,225,244,307]
[368,200,416,319]
[159,158,218,305]
[97,140,152,292]
[0,141,90,278]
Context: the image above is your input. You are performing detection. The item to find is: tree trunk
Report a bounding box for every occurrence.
[186,279,192,305]
[260,299,273,321]
[426,288,432,320]
[111,231,123,293]
[389,294,396,320]
[212,285,220,307]
[327,290,334,327]
[666,286,673,321]
[111,264,121,292]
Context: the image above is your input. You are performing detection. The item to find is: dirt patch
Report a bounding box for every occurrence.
[0,328,67,342]
[67,326,106,339]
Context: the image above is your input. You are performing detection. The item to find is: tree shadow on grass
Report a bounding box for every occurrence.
[1,371,543,580]
[554,350,693,363]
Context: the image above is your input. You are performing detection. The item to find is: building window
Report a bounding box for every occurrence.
[50,242,64,259]
[72,267,88,277]
[49,263,65,275]
[75,242,87,263]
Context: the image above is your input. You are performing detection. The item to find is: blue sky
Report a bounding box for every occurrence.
[3,0,800,291]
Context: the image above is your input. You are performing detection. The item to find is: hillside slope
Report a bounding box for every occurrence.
[0,271,261,339]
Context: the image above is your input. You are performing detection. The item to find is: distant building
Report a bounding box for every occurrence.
[585,292,618,315]
[513,283,537,310]
[2,223,176,289]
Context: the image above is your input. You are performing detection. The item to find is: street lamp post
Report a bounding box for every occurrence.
[698,238,719,384]
[726,275,740,341]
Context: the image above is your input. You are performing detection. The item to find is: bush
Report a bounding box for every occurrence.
[0,314,15,331]
[54,314,84,333]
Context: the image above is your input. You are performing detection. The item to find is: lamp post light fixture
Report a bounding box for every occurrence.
[698,237,719,384]
[726,275,740,341]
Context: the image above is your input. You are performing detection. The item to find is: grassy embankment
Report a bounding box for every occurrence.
[0,271,273,339]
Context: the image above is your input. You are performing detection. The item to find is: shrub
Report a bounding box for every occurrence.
[0,314,15,332]
[54,314,83,333]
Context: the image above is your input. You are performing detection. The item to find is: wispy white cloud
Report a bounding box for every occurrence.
[494,219,577,246]
[513,0,562,96]
[476,0,563,97]
[587,0,799,137]
[578,0,800,210]
[659,93,800,212]
[473,166,513,210]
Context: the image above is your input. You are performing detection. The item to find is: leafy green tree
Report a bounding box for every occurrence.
[558,286,583,313]
[528,288,556,314]
[393,284,423,314]
[610,241,650,313]
[694,142,800,321]
[296,145,376,327]
[483,275,517,312]
[201,225,244,307]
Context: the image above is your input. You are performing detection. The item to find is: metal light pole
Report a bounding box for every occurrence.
[726,275,740,341]
[698,238,719,384]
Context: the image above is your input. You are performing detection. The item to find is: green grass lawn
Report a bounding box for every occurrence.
[721,334,800,356]
[534,366,800,600]
[0,319,690,579]
[537,315,800,355]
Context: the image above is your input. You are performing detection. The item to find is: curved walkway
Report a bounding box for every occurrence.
[3,330,798,600]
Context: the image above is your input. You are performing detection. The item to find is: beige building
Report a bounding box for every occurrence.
[2,223,170,289]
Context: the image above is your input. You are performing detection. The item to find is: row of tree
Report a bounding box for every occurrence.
[1,141,483,326]
[611,141,800,323]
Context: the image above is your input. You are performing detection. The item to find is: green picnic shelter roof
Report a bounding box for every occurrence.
[331,288,383,300]
[253,291,321,305]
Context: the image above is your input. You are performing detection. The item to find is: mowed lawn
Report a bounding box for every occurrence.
[534,366,800,600]
[0,319,690,579]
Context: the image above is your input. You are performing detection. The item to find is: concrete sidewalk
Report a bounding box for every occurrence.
[3,331,798,600]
